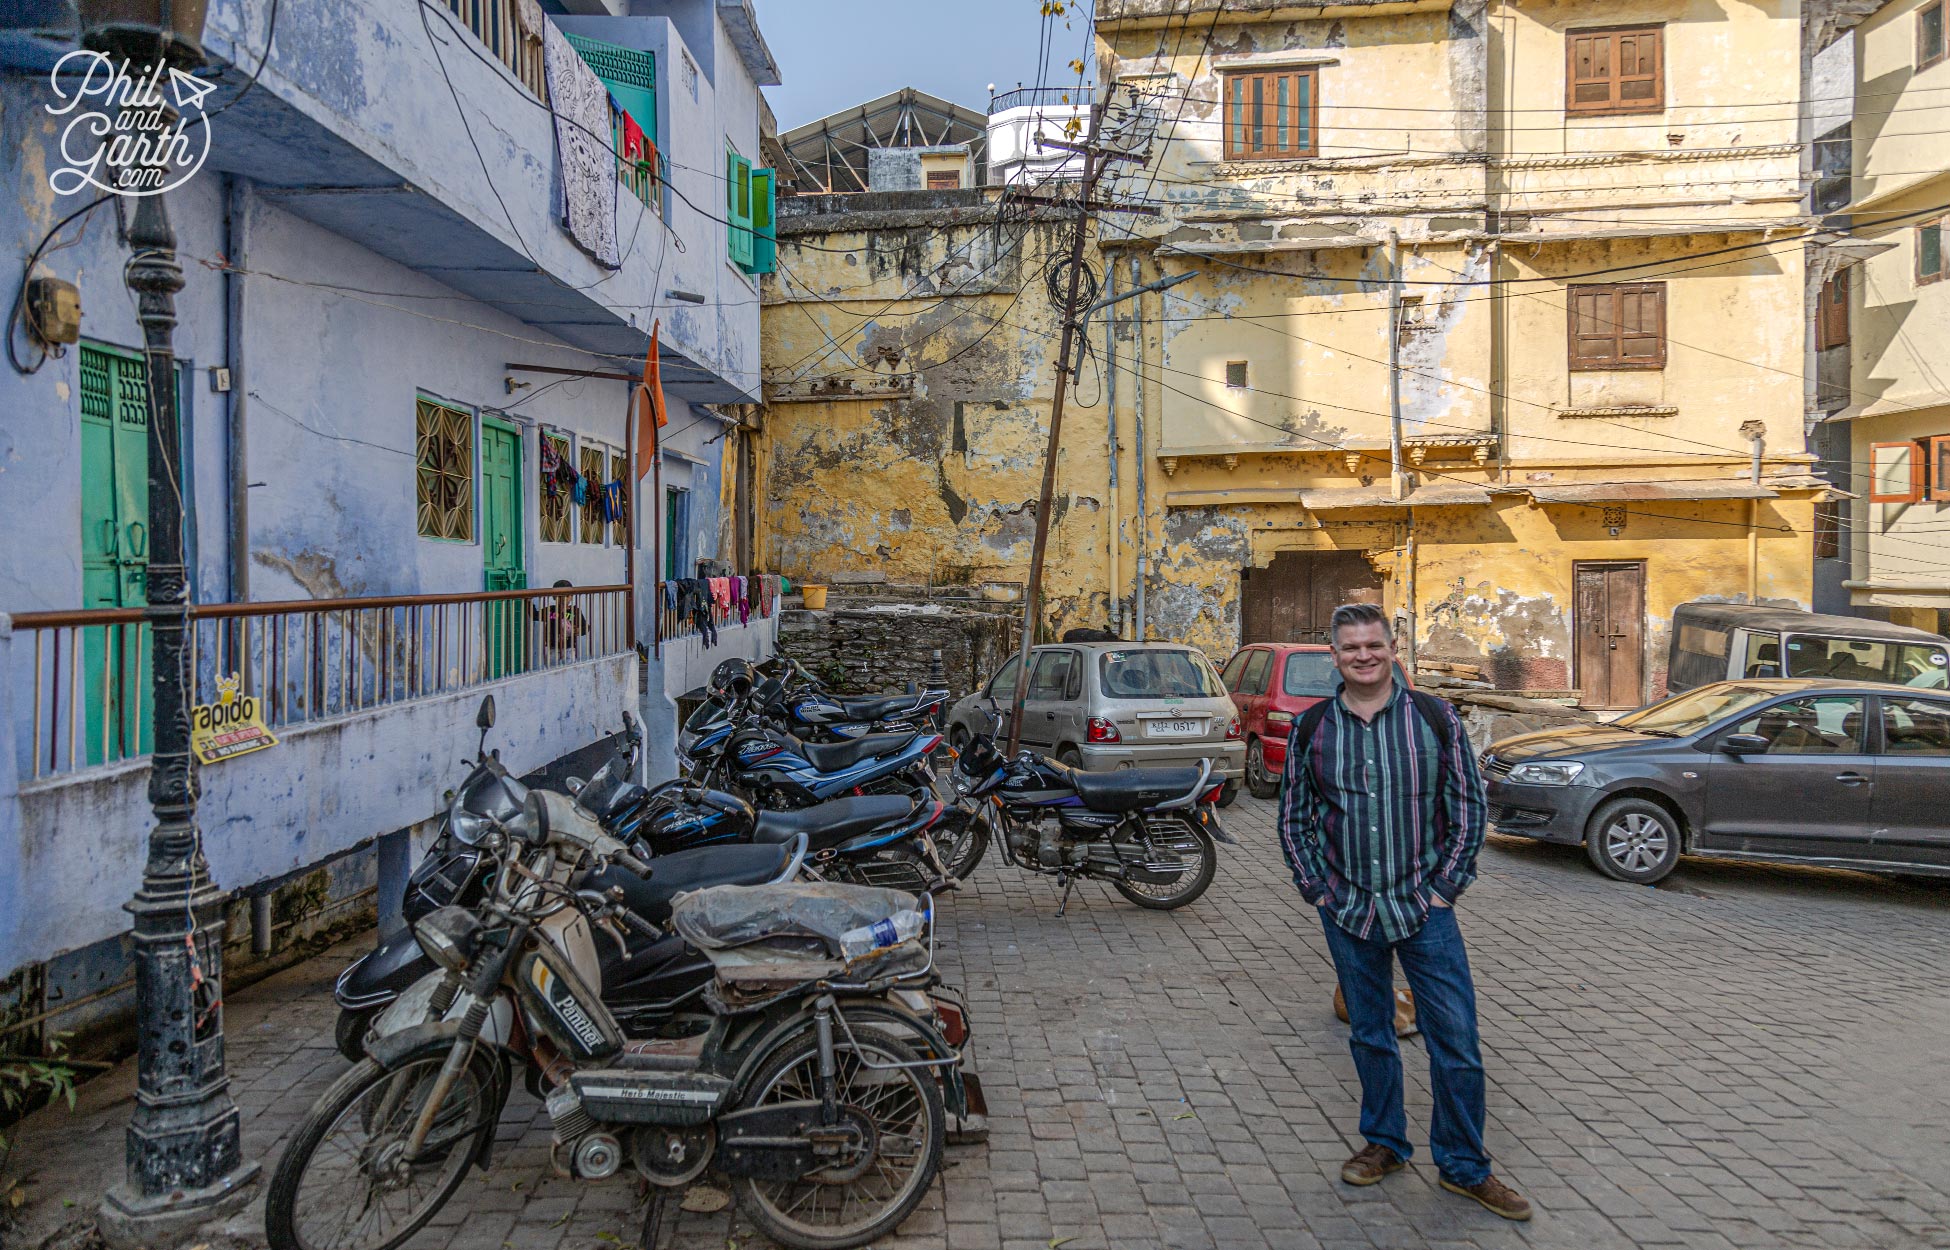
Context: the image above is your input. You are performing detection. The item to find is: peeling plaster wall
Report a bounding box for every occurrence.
[759,215,1129,637]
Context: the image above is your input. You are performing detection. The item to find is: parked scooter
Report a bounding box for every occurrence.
[948,733,1233,915]
[333,697,806,1060]
[269,790,962,1250]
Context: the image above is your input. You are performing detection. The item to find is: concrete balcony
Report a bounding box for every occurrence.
[1,0,758,402]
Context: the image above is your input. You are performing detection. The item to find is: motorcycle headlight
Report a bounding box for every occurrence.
[1507,761,1586,787]
[449,798,493,847]
[413,905,484,974]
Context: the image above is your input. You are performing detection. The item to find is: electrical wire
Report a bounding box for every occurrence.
[7,195,111,375]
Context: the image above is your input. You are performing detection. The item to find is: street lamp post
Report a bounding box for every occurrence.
[79,4,261,1244]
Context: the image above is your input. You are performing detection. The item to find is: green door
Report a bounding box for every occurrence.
[481,419,527,676]
[78,342,154,764]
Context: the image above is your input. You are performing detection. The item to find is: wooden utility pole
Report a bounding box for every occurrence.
[1003,111,1154,756]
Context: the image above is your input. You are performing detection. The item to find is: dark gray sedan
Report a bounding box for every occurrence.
[1483,678,1950,884]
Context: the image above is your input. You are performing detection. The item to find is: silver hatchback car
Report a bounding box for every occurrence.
[946,642,1246,804]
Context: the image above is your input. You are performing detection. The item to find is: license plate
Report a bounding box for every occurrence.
[1146,719,1203,737]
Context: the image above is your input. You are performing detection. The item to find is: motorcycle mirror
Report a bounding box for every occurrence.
[475,694,496,757]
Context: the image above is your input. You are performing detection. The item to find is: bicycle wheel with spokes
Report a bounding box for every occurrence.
[730,1025,944,1250]
[266,1050,499,1250]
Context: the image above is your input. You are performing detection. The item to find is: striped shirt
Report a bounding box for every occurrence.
[1276,683,1487,943]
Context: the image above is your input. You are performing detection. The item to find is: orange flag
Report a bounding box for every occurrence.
[635,320,666,481]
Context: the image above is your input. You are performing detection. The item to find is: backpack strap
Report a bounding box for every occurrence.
[1406,689,1455,755]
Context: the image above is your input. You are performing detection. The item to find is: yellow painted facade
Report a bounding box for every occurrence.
[1842,0,1950,632]
[759,0,1826,706]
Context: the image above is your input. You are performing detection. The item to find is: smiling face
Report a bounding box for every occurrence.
[1330,619,1399,695]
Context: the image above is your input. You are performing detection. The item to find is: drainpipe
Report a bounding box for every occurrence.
[224,176,250,601]
[1387,228,1406,501]
[1130,256,1148,642]
[1403,519,1418,674]
[1104,263,1121,633]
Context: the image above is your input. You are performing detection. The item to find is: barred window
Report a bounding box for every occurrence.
[540,432,572,543]
[609,450,631,546]
[580,444,607,544]
[415,398,474,541]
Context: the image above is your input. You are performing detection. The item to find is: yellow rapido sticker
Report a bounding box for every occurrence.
[190,673,278,765]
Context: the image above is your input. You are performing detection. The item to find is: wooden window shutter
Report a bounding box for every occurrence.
[1569,282,1665,370]
[1818,271,1849,350]
[1814,501,1841,560]
[749,167,776,275]
[1222,69,1316,160]
[1932,435,1950,504]
[1566,25,1663,115]
[1870,441,1924,503]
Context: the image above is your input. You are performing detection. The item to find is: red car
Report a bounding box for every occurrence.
[1219,644,1410,798]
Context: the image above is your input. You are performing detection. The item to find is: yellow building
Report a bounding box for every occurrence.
[759,0,1835,709]
[1841,0,1950,634]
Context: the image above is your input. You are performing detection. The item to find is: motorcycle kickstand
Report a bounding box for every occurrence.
[1054,871,1075,919]
[638,1185,668,1250]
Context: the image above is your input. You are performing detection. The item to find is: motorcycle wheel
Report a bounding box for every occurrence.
[333,1004,384,1064]
[265,1049,499,1250]
[731,1025,945,1250]
[934,808,990,879]
[1112,817,1218,911]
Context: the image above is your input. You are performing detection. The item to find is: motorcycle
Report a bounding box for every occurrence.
[268,790,961,1250]
[948,733,1233,915]
[334,698,806,1060]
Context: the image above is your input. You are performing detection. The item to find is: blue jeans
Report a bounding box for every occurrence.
[1319,905,1490,1186]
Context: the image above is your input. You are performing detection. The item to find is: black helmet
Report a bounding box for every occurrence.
[709,658,755,698]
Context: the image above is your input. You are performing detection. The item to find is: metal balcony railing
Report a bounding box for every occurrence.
[989,86,1087,113]
[656,576,779,646]
[13,584,630,781]
[447,0,549,100]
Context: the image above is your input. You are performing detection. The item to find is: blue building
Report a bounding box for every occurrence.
[0,0,779,1042]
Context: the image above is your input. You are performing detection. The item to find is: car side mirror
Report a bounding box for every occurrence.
[1721,733,1770,756]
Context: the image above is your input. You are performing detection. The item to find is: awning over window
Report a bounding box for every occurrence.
[1523,481,1778,504]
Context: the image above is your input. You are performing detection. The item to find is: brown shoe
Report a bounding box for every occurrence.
[1339,1143,1405,1186]
[1441,1174,1532,1221]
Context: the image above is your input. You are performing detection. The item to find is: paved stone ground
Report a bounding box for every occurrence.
[11,793,1950,1249]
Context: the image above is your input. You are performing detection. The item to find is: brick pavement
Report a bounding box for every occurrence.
[10,793,1950,1249]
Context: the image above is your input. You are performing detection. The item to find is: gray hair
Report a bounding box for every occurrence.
[1329,602,1393,645]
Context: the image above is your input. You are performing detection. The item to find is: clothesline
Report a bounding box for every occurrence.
[658,574,787,648]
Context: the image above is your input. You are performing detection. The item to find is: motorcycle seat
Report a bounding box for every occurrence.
[752,795,917,850]
[1059,763,1205,813]
[835,693,928,721]
[578,843,789,927]
[796,731,921,772]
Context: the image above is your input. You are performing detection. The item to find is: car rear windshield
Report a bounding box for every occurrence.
[1099,649,1226,699]
[1282,652,1339,696]
[1783,635,1949,688]
[1615,684,1781,738]
[1281,653,1407,696]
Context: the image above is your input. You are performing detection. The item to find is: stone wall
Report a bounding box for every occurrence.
[1436,688,1601,755]
[776,605,1020,701]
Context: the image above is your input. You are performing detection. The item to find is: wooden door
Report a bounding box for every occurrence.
[1575,561,1646,709]
[1240,551,1383,645]
[481,419,527,676]
[78,343,154,764]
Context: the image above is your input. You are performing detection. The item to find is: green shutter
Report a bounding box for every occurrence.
[563,33,656,139]
[750,168,776,275]
[727,150,754,270]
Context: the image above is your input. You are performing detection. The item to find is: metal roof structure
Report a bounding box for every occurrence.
[779,87,989,195]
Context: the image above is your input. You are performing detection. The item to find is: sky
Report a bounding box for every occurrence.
[753,0,1097,129]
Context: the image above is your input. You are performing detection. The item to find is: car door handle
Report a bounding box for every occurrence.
[1835,772,1870,786]
[1045,712,1056,720]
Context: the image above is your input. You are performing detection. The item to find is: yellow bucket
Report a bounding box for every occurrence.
[801,585,828,610]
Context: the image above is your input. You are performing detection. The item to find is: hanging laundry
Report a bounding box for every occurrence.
[619,108,648,166]
[602,480,625,523]
[572,472,589,508]
[543,24,620,268]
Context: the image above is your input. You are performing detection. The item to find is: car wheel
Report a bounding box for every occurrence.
[1215,780,1239,808]
[1245,738,1279,799]
[1057,746,1083,769]
[948,724,969,752]
[1584,797,1682,884]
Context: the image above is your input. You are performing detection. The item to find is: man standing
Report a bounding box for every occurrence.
[1277,603,1530,1220]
